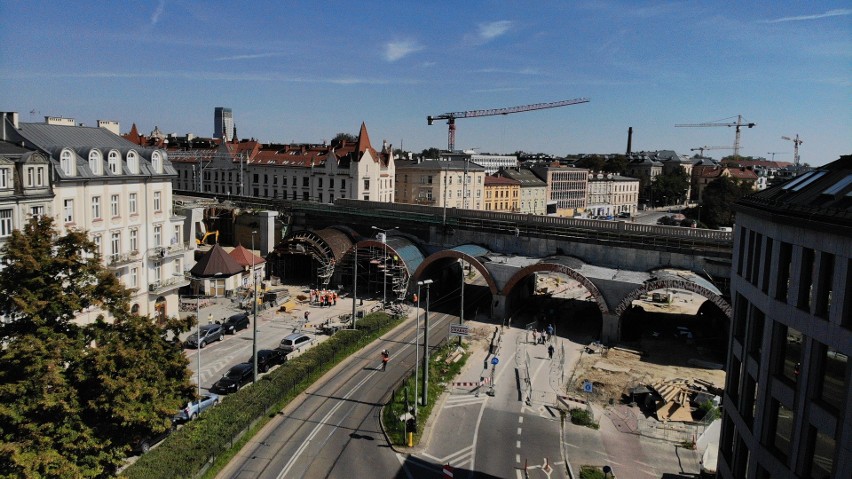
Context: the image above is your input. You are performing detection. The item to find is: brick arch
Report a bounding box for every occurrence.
[412,250,499,296]
[615,279,732,319]
[502,264,609,314]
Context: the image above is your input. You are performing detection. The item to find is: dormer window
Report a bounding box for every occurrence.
[108,150,121,175]
[127,150,139,174]
[89,149,103,175]
[151,151,163,173]
[60,149,75,176]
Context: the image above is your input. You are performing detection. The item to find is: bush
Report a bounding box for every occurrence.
[569,408,599,429]
[699,400,721,421]
[579,465,605,479]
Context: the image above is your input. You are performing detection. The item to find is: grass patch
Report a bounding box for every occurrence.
[122,312,403,479]
[579,465,606,479]
[569,408,599,429]
[382,341,469,447]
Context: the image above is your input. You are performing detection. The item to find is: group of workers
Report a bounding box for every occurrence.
[310,289,338,307]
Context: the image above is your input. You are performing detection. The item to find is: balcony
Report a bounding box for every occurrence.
[149,241,190,260]
[107,250,141,269]
[415,196,436,205]
[148,275,190,295]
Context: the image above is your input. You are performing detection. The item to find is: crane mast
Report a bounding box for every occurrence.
[675,114,755,157]
[427,97,589,151]
[781,134,803,166]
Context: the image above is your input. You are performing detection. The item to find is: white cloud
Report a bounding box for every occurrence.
[213,52,284,61]
[384,40,423,62]
[760,8,852,23]
[477,20,512,42]
[151,0,165,26]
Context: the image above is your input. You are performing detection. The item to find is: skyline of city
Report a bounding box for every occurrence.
[1,1,850,165]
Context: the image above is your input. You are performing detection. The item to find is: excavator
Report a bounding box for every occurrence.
[196,230,219,246]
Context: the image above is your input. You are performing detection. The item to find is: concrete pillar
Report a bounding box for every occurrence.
[258,210,277,256]
[601,312,620,344]
[493,294,506,323]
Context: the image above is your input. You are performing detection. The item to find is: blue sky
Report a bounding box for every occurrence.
[1,1,849,165]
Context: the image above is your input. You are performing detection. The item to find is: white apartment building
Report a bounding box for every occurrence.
[586,172,640,217]
[166,123,395,205]
[0,142,54,245]
[442,151,518,175]
[1,112,190,322]
[394,159,486,210]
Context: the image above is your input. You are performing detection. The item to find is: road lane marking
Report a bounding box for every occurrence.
[518,416,523,424]
[276,370,378,479]
[517,427,522,435]
[516,440,521,448]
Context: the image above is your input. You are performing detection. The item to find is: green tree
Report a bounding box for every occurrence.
[693,176,754,228]
[332,132,357,145]
[420,147,441,159]
[650,169,691,207]
[0,217,193,478]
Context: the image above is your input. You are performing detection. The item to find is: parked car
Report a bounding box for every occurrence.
[212,363,253,393]
[253,349,288,373]
[184,324,224,349]
[222,313,250,334]
[132,422,175,454]
[279,333,314,353]
[173,393,220,422]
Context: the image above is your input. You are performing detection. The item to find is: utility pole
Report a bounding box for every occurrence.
[459,260,464,347]
[251,231,258,382]
[421,279,433,407]
[351,245,358,329]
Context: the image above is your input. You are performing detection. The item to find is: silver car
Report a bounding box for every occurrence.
[173,393,220,422]
[184,324,224,349]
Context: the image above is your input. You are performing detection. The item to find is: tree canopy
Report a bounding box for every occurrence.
[650,168,691,207]
[687,176,755,228]
[0,217,194,478]
[331,132,357,144]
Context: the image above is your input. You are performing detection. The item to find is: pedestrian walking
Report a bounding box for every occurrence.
[381,349,390,371]
[304,310,310,323]
[532,329,538,345]
[546,323,554,342]
[548,344,555,359]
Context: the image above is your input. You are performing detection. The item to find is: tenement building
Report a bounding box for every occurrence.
[719,156,851,478]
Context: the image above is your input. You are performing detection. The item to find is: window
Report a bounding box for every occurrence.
[60,149,74,176]
[819,345,846,411]
[129,228,138,252]
[153,225,162,247]
[151,151,163,173]
[153,261,162,283]
[769,400,793,461]
[89,150,102,174]
[341,179,346,189]
[127,150,139,174]
[302,177,309,187]
[110,195,119,217]
[30,206,44,218]
[129,267,138,288]
[92,196,102,219]
[0,167,8,189]
[108,150,120,174]
[64,199,74,223]
[0,209,12,237]
[26,166,46,187]
[129,193,137,214]
[363,179,370,190]
[318,178,323,188]
[329,178,334,189]
[110,231,120,261]
[93,234,102,257]
[806,426,835,478]
[153,191,161,212]
[777,325,802,384]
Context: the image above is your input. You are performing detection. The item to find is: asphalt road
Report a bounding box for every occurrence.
[217,310,458,479]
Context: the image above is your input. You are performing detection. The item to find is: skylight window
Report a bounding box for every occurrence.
[790,171,826,191]
[821,174,852,196]
[781,171,815,190]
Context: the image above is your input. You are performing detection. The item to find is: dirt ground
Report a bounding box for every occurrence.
[568,337,726,407]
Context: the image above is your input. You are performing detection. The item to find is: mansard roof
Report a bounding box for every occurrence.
[19,122,138,151]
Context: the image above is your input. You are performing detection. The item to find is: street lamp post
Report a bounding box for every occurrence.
[251,231,259,383]
[459,260,464,347]
[351,245,358,329]
[414,281,422,413]
[420,279,434,407]
[371,226,397,308]
[196,294,202,399]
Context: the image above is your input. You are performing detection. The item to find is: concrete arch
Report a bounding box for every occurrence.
[412,250,499,296]
[615,279,732,319]
[502,263,610,314]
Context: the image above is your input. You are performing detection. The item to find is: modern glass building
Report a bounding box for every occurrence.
[719,156,851,478]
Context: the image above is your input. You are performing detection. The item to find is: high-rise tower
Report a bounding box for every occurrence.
[214,107,233,141]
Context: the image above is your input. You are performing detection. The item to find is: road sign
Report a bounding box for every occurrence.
[583,380,593,393]
[491,357,499,366]
[449,324,470,337]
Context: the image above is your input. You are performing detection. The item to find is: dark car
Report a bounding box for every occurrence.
[212,363,253,394]
[222,313,250,334]
[253,349,287,373]
[184,324,224,349]
[132,422,175,454]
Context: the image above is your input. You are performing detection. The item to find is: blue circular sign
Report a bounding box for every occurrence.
[491,357,499,365]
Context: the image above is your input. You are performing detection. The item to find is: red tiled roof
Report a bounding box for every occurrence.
[229,244,266,266]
